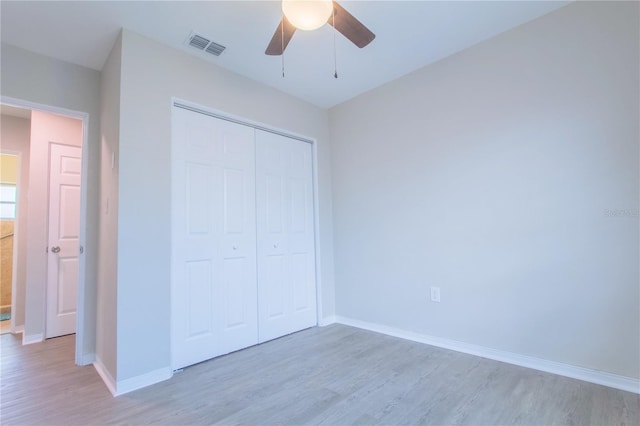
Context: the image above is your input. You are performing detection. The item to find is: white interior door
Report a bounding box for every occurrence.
[46,143,81,338]
[172,108,258,370]
[256,130,317,342]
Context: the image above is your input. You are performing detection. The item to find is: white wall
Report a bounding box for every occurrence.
[114,29,335,382]
[0,114,30,328]
[329,1,639,379]
[25,111,83,339]
[96,33,122,380]
[1,44,101,358]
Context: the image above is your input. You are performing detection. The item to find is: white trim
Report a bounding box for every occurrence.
[93,357,117,396]
[1,96,89,122]
[319,315,336,326]
[172,99,313,144]
[335,316,640,395]
[10,151,21,334]
[311,127,324,326]
[1,96,90,366]
[75,113,90,365]
[22,332,44,345]
[79,352,96,366]
[95,359,172,397]
[12,325,24,334]
[114,367,173,396]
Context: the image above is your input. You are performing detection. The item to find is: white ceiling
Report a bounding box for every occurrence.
[0,1,569,108]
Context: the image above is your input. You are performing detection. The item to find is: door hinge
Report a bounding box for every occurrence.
[80,246,84,254]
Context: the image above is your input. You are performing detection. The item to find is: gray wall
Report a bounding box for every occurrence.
[96,33,122,380]
[1,44,100,359]
[115,30,335,381]
[329,1,639,379]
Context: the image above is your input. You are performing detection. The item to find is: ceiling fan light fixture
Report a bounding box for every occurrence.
[282,0,333,31]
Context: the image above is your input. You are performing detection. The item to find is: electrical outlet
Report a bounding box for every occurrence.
[430,286,441,303]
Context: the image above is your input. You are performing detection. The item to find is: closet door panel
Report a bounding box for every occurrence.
[185,259,214,338]
[264,253,286,319]
[256,130,317,343]
[172,108,258,370]
[286,143,316,318]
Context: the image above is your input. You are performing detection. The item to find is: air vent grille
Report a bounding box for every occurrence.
[187,32,226,57]
[205,42,226,56]
[189,34,210,50]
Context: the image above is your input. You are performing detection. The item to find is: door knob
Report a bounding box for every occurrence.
[51,246,61,253]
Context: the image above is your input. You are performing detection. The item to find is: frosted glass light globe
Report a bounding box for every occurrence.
[282,0,334,31]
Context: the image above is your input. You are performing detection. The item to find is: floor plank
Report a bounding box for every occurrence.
[1,324,638,425]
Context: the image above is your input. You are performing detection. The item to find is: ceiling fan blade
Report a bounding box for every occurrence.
[265,16,296,55]
[329,1,375,48]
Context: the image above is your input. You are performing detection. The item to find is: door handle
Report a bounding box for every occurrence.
[51,246,61,253]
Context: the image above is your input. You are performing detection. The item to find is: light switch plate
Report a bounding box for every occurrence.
[430,286,441,303]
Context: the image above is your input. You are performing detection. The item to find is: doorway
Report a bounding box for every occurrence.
[0,105,31,336]
[0,98,88,363]
[0,153,19,334]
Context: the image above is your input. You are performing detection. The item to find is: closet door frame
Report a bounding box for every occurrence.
[170,98,325,365]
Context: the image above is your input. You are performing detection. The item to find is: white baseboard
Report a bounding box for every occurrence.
[335,316,640,395]
[319,315,337,326]
[115,367,172,396]
[93,357,117,396]
[22,332,43,345]
[79,352,96,366]
[11,325,24,334]
[94,358,172,397]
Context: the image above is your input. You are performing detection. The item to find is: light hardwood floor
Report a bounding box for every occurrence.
[1,324,638,425]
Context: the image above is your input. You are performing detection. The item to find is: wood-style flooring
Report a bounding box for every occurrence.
[1,324,638,425]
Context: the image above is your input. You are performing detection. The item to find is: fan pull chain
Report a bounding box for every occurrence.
[332,9,338,79]
[281,19,285,78]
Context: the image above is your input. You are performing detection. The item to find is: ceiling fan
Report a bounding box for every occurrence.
[265,0,375,56]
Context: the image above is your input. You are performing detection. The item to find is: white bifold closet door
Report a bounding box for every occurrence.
[172,107,317,370]
[172,108,258,370]
[255,130,317,342]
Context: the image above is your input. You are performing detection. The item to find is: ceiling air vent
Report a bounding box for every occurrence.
[186,31,226,57]
[205,41,226,56]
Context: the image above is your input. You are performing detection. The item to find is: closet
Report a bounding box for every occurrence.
[171,105,317,370]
